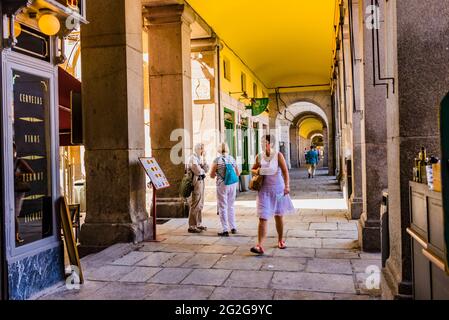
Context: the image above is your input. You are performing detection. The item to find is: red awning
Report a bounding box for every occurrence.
[58,67,81,146]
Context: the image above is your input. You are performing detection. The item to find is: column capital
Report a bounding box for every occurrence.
[143,4,195,26]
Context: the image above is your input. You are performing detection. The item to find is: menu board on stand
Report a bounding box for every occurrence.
[139,158,170,242]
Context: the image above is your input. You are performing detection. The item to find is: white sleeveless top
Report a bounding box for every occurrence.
[260,152,279,176]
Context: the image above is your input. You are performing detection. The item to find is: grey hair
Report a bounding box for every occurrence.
[194,143,205,156]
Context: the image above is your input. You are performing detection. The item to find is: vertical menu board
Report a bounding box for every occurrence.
[139,158,170,190]
[13,70,53,246]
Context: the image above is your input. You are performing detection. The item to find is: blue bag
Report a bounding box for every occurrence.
[221,157,239,186]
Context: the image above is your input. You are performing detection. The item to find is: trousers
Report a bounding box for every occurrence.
[216,183,237,232]
[308,164,317,176]
[189,177,205,228]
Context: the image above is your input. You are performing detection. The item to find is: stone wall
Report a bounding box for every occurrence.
[382,0,449,299]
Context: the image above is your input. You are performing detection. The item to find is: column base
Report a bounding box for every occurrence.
[155,197,189,218]
[381,259,413,300]
[349,196,363,219]
[359,212,381,252]
[79,219,152,255]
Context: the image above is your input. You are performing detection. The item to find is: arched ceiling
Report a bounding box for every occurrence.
[277,101,329,128]
[299,118,323,139]
[186,0,338,89]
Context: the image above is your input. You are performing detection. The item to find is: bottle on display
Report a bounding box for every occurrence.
[426,156,440,190]
[413,158,420,182]
[419,147,427,184]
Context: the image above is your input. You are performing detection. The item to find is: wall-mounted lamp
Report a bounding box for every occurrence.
[37,9,61,36]
[229,91,249,100]
[3,15,20,48]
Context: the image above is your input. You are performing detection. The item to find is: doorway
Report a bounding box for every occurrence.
[241,118,249,172]
[0,124,5,300]
[224,109,236,157]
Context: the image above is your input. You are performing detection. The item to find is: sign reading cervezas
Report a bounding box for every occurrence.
[19,93,43,105]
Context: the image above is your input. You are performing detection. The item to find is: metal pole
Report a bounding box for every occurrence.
[152,183,156,241]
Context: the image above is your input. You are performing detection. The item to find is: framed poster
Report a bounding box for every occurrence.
[139,158,170,190]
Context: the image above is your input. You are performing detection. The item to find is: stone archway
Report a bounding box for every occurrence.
[292,111,327,169]
[269,90,335,174]
[274,100,334,173]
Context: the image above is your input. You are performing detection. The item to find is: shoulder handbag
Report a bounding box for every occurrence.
[249,169,264,191]
[179,166,194,198]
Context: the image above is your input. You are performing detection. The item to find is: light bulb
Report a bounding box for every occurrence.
[14,22,22,38]
[38,14,60,36]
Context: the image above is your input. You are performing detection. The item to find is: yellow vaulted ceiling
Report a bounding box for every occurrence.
[299,118,324,139]
[186,0,338,89]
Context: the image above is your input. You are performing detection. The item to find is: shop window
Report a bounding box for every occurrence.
[240,117,249,172]
[223,57,231,81]
[241,72,247,93]
[253,122,260,157]
[12,70,53,247]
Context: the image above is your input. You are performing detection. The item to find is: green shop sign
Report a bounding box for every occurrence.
[246,98,269,116]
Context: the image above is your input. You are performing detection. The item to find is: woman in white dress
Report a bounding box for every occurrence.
[250,135,295,254]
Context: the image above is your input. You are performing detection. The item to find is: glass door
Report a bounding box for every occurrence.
[11,70,53,247]
[241,117,249,172]
[2,51,59,257]
[440,92,449,273]
[253,122,259,157]
[0,117,4,298]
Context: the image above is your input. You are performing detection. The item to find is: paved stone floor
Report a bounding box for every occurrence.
[38,168,381,300]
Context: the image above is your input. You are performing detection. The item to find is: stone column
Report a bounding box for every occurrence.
[268,105,278,133]
[381,0,448,299]
[344,18,364,219]
[323,127,329,169]
[144,4,194,218]
[357,0,388,252]
[289,126,299,168]
[299,136,307,166]
[80,0,150,253]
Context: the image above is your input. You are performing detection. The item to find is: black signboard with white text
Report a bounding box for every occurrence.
[13,70,53,246]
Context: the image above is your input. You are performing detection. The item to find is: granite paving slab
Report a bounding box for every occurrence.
[147,268,193,285]
[271,272,356,294]
[223,270,274,289]
[181,269,232,286]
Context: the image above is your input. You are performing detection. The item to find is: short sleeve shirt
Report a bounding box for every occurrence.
[213,155,237,186]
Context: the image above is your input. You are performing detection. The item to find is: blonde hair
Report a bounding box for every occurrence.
[218,142,229,155]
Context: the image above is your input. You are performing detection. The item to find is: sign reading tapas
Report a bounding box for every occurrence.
[139,158,170,190]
